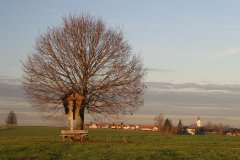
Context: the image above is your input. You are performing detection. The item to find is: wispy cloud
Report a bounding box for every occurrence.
[146,82,240,94]
[1,80,240,127]
[0,75,22,85]
[199,24,240,29]
[208,48,240,59]
[146,68,179,73]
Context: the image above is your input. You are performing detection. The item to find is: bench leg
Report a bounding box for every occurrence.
[81,134,88,141]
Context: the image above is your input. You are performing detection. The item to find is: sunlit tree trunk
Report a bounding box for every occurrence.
[75,94,85,130]
[68,101,74,131]
[76,107,85,130]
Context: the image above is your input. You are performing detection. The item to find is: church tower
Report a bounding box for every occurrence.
[196,116,201,127]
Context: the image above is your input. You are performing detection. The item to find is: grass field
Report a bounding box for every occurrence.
[0,126,240,160]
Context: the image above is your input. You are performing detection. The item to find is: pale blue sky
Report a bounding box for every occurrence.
[1,1,240,126]
[1,0,240,84]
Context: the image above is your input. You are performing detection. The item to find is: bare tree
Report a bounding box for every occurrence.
[154,113,164,130]
[203,121,230,134]
[5,111,17,127]
[22,14,145,130]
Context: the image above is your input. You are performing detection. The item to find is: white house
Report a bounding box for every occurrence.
[88,123,97,128]
[123,125,131,130]
[186,128,196,135]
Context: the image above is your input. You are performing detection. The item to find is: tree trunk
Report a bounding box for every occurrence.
[76,107,85,130]
[68,101,74,131]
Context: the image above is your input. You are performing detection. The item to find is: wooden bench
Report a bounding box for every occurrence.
[60,130,88,142]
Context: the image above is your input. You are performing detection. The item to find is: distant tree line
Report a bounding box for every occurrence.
[154,113,231,135]
[154,114,183,135]
[202,121,231,134]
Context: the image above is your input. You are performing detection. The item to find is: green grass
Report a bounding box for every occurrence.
[0,126,240,160]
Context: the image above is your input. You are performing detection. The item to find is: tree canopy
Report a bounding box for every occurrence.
[22,14,145,129]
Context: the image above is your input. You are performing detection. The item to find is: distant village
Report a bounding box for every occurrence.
[86,116,240,136]
[86,122,159,131]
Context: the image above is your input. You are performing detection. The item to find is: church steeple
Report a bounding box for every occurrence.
[196,116,201,127]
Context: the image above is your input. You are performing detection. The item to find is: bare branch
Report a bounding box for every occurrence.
[22,14,145,126]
